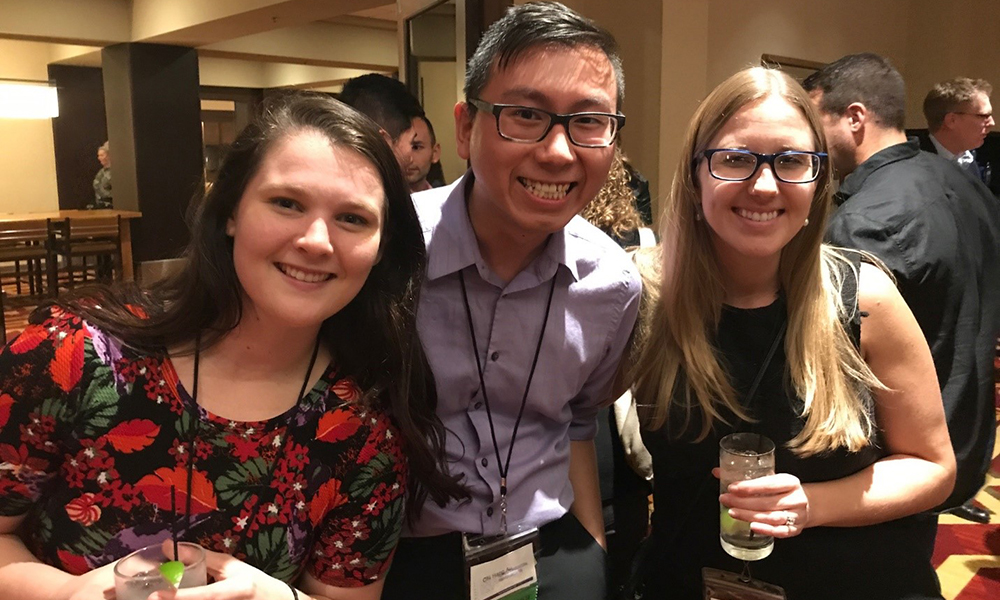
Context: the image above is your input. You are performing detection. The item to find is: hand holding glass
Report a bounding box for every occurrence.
[113,542,207,600]
[719,433,776,560]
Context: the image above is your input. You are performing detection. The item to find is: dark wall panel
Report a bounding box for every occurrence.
[48,65,107,210]
[103,43,202,263]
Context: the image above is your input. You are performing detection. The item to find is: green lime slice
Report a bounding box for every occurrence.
[159,560,185,588]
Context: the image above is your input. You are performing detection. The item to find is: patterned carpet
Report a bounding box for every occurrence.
[933,396,1000,600]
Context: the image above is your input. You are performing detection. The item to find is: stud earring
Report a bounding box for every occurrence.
[695,212,702,221]
[803,218,810,227]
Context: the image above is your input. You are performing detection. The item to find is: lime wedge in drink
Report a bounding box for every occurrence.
[159,560,185,588]
[720,506,748,536]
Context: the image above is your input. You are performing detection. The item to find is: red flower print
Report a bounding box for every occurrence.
[284,439,308,471]
[316,409,361,444]
[135,466,218,514]
[19,412,56,450]
[57,549,90,575]
[309,479,348,527]
[225,433,261,463]
[106,481,141,511]
[65,493,102,525]
[168,439,194,467]
[233,496,258,534]
[123,304,148,319]
[0,394,13,429]
[331,378,362,402]
[0,443,49,476]
[50,328,86,393]
[105,419,160,453]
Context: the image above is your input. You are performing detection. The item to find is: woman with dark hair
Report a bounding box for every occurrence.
[0,93,466,600]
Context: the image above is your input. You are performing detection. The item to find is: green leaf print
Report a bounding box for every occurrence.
[0,496,33,517]
[34,510,53,544]
[245,526,296,581]
[75,365,120,436]
[215,458,269,506]
[67,522,114,556]
[368,498,403,560]
[347,453,393,499]
[38,396,72,425]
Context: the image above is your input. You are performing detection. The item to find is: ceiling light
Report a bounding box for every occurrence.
[0,79,59,119]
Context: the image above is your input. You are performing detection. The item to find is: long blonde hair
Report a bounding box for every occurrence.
[631,67,884,455]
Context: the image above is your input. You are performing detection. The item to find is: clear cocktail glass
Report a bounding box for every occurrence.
[719,432,776,560]
[113,541,207,600]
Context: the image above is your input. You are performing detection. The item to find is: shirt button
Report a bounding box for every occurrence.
[487,507,494,517]
[490,351,500,361]
[481,458,488,467]
[474,402,482,409]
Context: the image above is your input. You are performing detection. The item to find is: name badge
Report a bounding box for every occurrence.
[702,567,786,600]
[463,527,540,600]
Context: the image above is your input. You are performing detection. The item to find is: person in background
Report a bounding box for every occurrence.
[401,115,443,193]
[581,147,652,247]
[803,54,1000,525]
[918,77,997,194]
[339,74,426,174]
[90,141,112,209]
[381,3,640,599]
[628,66,954,599]
[0,93,466,600]
[581,146,653,596]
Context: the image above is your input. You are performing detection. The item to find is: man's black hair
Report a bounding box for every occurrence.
[340,73,425,141]
[802,53,906,131]
[465,1,624,110]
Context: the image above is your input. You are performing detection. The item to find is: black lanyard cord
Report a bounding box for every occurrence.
[182,335,320,535]
[458,270,557,502]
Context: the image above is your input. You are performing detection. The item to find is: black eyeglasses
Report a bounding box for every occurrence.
[697,149,827,184]
[467,98,625,148]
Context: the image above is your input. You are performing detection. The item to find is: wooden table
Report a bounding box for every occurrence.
[0,209,143,281]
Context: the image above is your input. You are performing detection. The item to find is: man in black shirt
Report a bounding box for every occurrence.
[804,53,1000,523]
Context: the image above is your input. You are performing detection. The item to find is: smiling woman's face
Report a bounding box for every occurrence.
[697,95,817,275]
[225,129,385,333]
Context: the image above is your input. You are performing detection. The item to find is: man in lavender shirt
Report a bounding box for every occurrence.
[381,3,640,600]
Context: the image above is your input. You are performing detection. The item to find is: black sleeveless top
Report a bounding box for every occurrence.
[639,259,942,600]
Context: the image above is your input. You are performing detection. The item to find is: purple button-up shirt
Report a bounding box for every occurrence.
[409,174,641,537]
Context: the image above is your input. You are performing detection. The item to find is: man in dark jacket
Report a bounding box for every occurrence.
[804,53,1000,524]
[916,77,998,196]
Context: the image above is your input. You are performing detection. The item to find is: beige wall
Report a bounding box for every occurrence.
[0,40,60,213]
[418,61,462,184]
[560,0,664,214]
[651,0,1000,219]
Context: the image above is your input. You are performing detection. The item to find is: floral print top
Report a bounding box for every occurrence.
[0,307,407,588]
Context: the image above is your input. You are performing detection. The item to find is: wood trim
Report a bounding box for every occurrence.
[197,49,394,72]
[760,54,826,71]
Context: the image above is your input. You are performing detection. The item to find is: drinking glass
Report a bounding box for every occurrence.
[719,432,776,560]
[113,541,207,600]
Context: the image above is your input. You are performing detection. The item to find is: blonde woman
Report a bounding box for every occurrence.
[627,68,954,599]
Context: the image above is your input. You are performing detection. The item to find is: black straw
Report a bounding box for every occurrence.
[170,484,179,560]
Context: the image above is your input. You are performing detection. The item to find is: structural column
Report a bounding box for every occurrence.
[101,43,202,264]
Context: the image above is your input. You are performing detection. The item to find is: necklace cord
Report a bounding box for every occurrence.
[458,270,557,499]
[183,335,321,540]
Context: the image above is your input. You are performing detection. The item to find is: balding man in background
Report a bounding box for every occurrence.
[918,77,998,195]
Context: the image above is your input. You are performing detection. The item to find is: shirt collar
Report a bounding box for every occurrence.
[838,139,921,201]
[929,133,976,166]
[424,171,580,284]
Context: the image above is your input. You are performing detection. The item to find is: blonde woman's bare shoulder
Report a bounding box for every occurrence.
[856,261,901,317]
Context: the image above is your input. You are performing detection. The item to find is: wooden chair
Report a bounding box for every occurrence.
[50,215,123,290]
[0,218,56,301]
